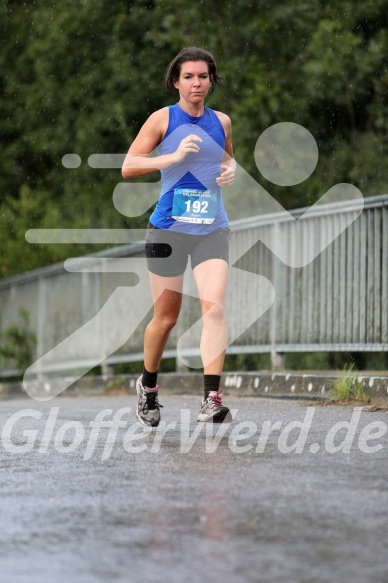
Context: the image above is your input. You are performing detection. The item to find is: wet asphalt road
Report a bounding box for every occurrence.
[0,394,387,583]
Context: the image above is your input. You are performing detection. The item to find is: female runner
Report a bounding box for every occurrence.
[122,47,236,426]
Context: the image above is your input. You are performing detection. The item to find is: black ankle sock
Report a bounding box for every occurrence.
[204,374,221,399]
[142,367,158,389]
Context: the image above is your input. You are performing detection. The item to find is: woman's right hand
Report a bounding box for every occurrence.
[173,134,202,163]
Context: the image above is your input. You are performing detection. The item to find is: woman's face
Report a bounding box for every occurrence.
[173,60,212,106]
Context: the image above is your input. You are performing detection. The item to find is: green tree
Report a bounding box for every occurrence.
[1,0,387,277]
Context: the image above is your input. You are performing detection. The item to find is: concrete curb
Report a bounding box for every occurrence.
[0,371,387,401]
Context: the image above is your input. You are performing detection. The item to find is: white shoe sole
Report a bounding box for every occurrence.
[197,407,230,423]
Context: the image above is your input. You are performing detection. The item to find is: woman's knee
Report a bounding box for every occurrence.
[154,312,179,332]
[201,301,225,323]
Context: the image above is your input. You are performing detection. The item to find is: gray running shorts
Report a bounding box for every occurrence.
[145,223,231,277]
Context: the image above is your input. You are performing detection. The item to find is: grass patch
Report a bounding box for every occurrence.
[103,376,128,395]
[330,365,370,403]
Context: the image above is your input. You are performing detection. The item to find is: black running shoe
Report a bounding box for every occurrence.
[197,389,230,423]
[136,376,163,427]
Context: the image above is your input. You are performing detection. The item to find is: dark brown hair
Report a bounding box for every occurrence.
[165,47,221,94]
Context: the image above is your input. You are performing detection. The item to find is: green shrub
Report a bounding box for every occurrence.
[0,309,36,370]
[330,364,370,403]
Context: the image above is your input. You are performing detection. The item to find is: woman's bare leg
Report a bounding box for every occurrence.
[192,259,229,375]
[143,272,184,372]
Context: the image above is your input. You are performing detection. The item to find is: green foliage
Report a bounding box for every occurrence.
[330,364,370,403]
[1,0,388,277]
[104,376,127,393]
[224,353,271,371]
[0,309,36,370]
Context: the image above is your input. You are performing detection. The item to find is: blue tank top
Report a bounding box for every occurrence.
[149,103,229,234]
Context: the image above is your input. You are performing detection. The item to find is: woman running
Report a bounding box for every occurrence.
[122,47,236,426]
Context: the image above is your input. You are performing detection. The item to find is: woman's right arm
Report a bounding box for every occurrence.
[122,108,202,179]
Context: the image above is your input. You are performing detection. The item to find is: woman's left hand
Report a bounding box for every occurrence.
[216,164,235,186]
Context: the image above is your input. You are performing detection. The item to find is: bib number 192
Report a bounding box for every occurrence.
[185,200,208,214]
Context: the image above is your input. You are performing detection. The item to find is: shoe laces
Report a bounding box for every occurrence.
[142,389,163,413]
[207,389,223,409]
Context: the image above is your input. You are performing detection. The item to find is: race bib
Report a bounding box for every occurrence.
[172,188,217,224]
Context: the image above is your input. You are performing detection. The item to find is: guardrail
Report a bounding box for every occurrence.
[0,194,387,378]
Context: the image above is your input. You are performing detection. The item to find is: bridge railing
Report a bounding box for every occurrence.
[0,194,387,377]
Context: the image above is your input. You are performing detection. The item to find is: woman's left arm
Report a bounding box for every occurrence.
[216,112,236,187]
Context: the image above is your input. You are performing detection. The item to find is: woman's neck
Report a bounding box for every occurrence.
[177,100,205,117]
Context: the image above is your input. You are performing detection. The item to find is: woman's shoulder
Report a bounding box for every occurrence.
[211,109,232,137]
[212,110,231,126]
[141,107,170,141]
[146,106,169,126]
